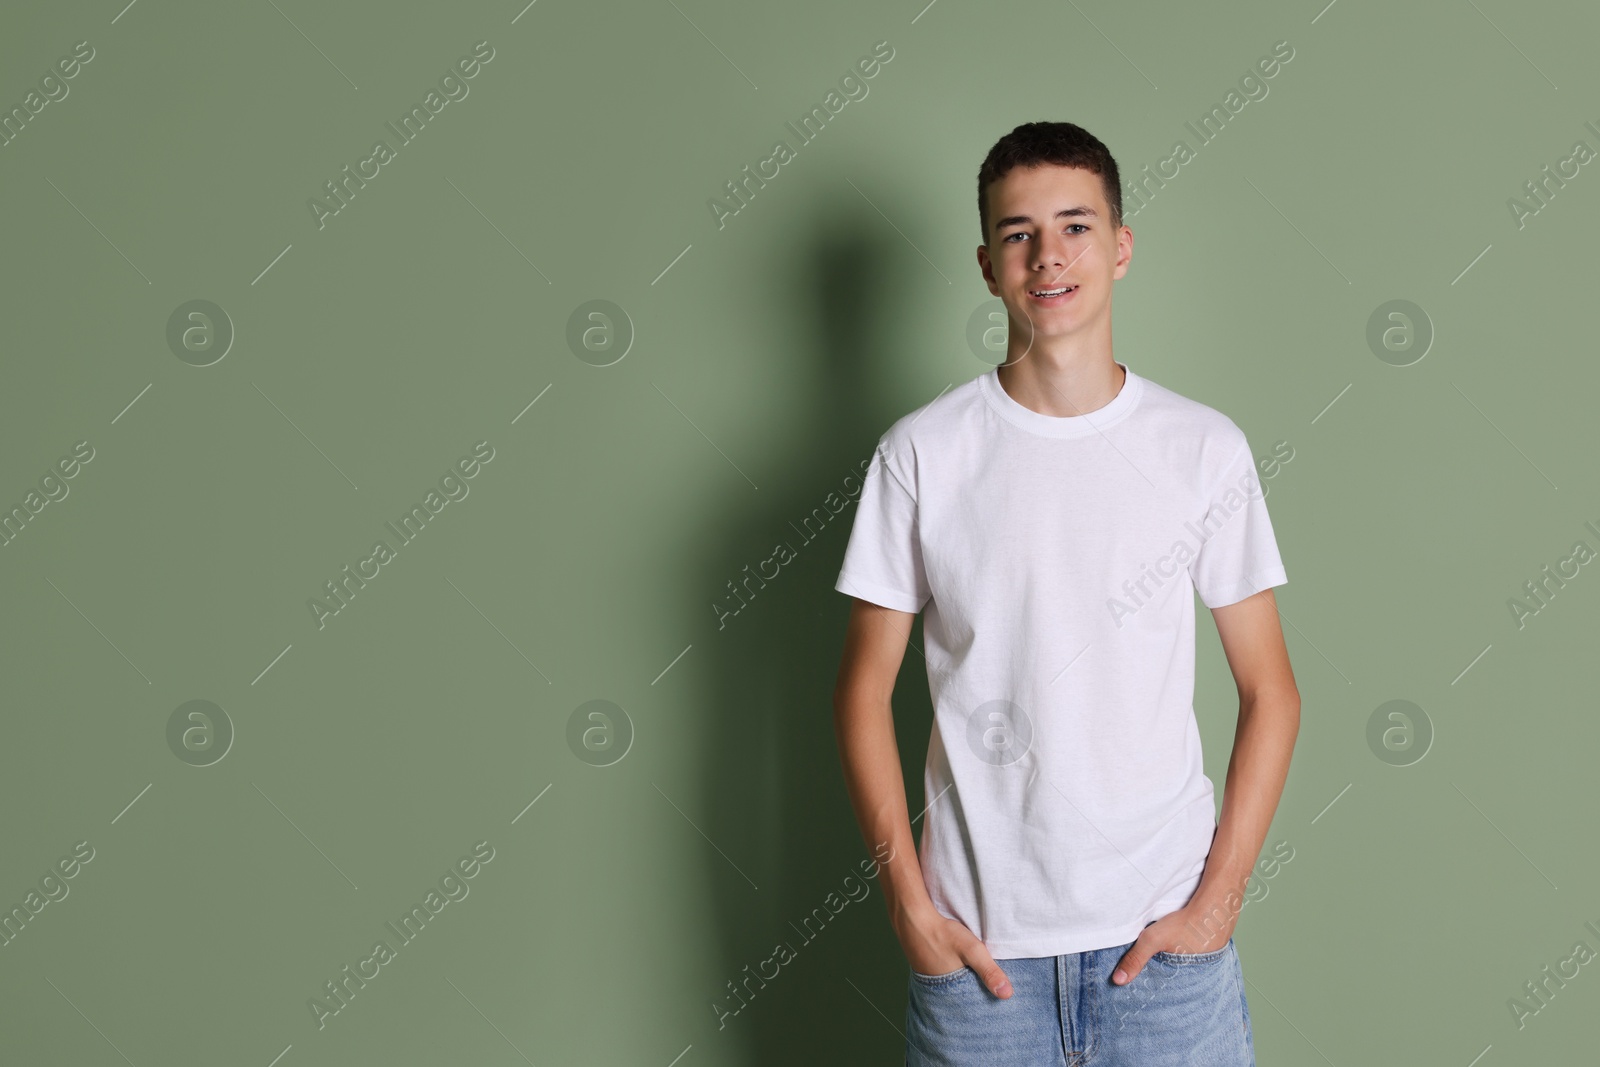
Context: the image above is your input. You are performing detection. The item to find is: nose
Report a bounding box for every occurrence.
[1031,229,1068,275]
[1033,231,1088,282]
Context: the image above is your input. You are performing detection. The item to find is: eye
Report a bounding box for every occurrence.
[1003,232,1027,243]
[1066,224,1089,234]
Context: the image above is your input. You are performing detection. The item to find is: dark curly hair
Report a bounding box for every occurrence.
[976,122,1123,243]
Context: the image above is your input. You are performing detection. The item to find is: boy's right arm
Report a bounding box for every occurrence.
[832,597,1014,998]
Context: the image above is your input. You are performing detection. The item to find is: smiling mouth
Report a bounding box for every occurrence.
[1028,284,1078,299]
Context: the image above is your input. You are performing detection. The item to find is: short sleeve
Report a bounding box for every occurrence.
[1187,438,1288,609]
[834,436,931,614]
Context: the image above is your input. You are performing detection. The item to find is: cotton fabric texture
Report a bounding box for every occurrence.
[834,362,1288,958]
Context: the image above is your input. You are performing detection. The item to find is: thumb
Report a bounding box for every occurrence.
[965,943,1014,999]
[1111,941,1152,986]
[1113,920,1160,986]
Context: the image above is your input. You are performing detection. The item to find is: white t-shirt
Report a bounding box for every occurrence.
[834,360,1288,959]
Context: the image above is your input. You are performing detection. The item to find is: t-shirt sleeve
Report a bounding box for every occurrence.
[834,435,931,614]
[1187,436,1289,609]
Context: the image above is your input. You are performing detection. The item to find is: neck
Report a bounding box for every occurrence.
[996,354,1125,419]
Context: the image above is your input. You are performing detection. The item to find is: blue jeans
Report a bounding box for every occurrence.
[905,937,1254,1066]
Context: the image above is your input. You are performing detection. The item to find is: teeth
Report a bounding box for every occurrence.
[1032,286,1074,297]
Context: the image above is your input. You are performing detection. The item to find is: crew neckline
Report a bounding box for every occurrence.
[979,360,1143,438]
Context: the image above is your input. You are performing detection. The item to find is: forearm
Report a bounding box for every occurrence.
[833,694,935,923]
[1188,685,1300,932]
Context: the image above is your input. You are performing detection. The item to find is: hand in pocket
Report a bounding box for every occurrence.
[896,906,1013,998]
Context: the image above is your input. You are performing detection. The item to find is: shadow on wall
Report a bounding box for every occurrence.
[694,189,942,1064]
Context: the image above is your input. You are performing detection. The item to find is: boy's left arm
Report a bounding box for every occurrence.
[1112,586,1300,985]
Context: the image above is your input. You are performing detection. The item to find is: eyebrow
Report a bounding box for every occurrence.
[993,205,1099,231]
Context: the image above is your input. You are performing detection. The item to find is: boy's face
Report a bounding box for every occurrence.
[977,163,1132,353]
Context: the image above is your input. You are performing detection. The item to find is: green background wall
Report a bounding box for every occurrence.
[2,0,1597,1063]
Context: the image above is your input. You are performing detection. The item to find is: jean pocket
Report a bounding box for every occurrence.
[910,964,971,986]
[1152,938,1231,965]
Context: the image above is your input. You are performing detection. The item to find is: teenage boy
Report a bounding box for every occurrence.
[831,122,1299,1065]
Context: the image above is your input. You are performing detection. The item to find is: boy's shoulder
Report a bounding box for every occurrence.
[1132,370,1251,452]
[864,367,1256,503]
[877,365,1249,454]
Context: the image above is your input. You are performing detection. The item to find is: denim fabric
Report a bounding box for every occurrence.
[905,936,1253,1066]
